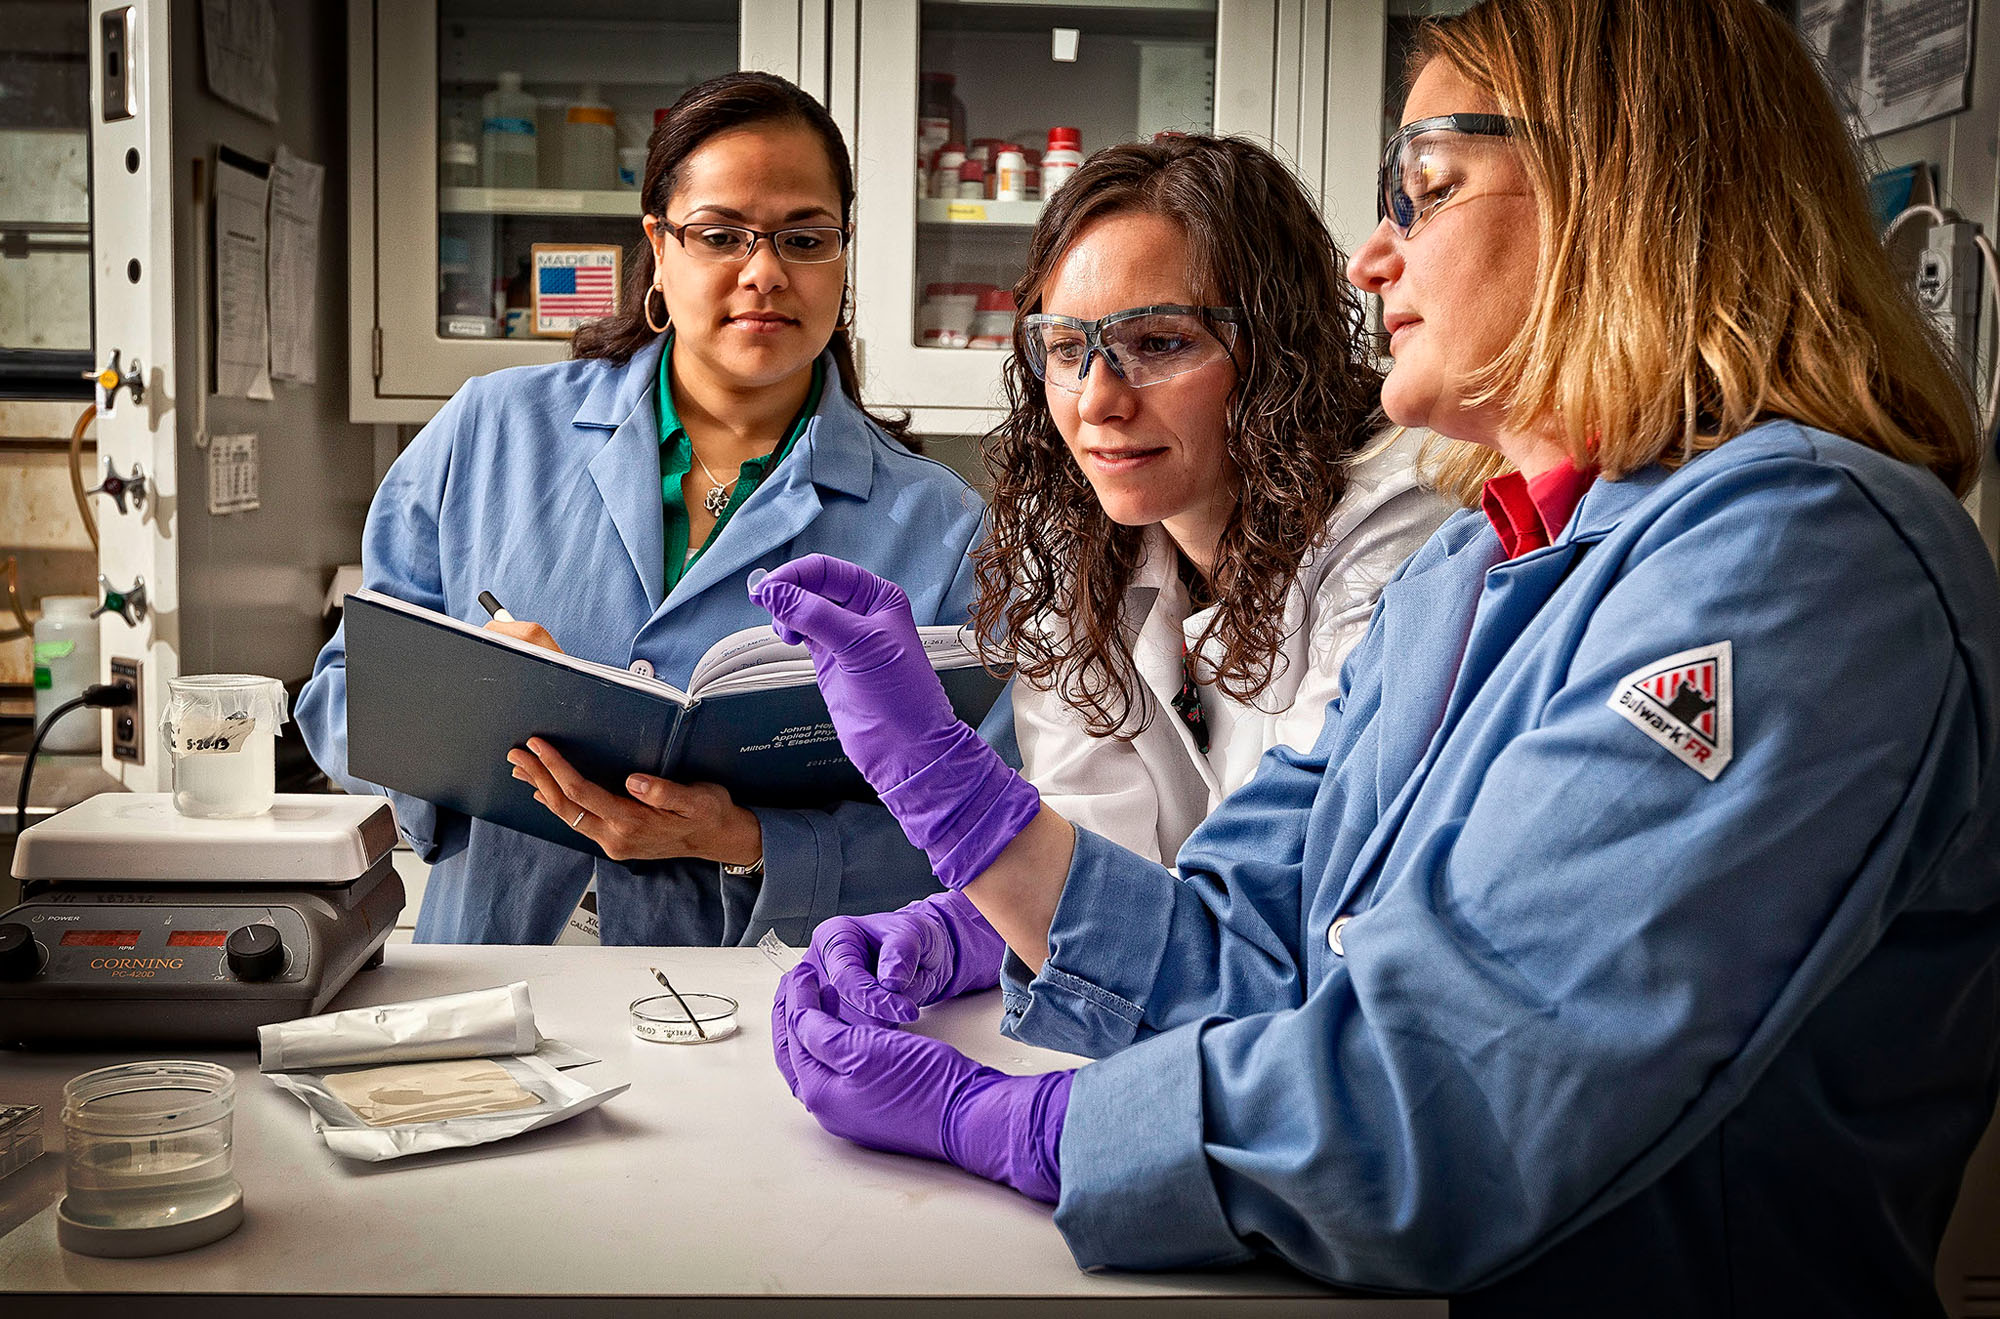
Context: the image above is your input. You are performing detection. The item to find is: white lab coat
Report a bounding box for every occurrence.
[1014,426,1449,863]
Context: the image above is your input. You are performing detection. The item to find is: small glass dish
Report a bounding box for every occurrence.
[58,1060,244,1257]
[629,992,739,1044]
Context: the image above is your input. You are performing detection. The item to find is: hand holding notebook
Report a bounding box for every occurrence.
[342,589,1007,857]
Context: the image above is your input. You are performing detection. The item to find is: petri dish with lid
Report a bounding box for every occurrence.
[58,1060,245,1257]
[630,992,739,1044]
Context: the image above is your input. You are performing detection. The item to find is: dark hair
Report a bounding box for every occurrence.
[571,71,907,441]
[971,135,1384,739]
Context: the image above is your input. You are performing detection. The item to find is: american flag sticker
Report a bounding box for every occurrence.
[1607,640,1733,781]
[531,243,621,337]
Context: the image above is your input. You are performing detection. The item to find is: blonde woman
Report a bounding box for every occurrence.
[754,0,2000,1310]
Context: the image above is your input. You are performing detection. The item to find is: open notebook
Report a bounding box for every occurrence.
[342,589,1008,857]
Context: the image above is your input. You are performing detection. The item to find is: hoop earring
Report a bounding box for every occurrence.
[644,284,669,335]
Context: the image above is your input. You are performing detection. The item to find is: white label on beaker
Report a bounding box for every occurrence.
[165,712,256,756]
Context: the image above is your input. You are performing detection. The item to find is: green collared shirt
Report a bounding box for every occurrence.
[657,340,825,593]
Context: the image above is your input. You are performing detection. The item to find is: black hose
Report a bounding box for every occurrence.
[15,683,137,839]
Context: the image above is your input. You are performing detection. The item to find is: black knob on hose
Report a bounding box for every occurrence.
[226,924,283,981]
[0,924,40,981]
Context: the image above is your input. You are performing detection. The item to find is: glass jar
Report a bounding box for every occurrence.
[60,1061,242,1248]
[162,674,290,819]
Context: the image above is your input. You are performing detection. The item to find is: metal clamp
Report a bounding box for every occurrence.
[88,457,148,514]
[82,349,145,406]
[93,574,149,627]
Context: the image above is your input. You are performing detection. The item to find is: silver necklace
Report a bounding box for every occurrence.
[689,447,736,516]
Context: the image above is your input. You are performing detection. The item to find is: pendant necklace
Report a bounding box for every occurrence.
[690,447,736,516]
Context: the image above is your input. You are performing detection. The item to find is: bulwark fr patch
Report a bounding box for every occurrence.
[1607,641,1733,781]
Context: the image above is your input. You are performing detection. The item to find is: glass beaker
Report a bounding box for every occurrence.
[162,674,289,818]
[61,1061,241,1234]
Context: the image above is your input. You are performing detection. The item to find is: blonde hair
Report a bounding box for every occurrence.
[1413,0,1979,495]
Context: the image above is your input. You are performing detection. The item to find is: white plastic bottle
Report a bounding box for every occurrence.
[993,144,1028,202]
[480,72,538,189]
[32,595,100,754]
[561,84,617,190]
[439,112,479,189]
[930,143,966,201]
[1042,126,1084,200]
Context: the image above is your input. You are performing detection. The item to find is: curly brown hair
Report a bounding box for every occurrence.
[971,135,1384,739]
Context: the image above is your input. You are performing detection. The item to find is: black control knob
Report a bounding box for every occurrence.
[226,924,284,981]
[0,924,39,981]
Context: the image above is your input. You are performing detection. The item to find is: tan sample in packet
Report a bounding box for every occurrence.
[323,1058,542,1127]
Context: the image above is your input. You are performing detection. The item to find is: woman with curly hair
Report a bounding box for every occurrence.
[974,134,1451,865]
[779,136,1450,1028]
[756,0,2000,1307]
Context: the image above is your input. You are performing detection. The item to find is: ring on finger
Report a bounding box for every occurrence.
[571,807,588,829]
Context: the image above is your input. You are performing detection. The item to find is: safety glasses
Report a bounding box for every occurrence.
[1019,304,1243,392]
[1377,113,1522,239]
[659,217,850,265]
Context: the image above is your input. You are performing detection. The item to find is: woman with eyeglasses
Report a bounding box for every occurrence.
[995,137,1451,866]
[785,135,1450,1030]
[298,72,996,947]
[752,0,2000,1310]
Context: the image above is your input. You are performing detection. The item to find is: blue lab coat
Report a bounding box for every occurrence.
[298,339,997,946]
[1001,421,2000,1314]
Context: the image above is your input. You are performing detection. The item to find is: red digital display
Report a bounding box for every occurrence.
[166,931,229,947]
[60,930,141,948]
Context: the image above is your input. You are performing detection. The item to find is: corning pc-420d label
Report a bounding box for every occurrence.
[163,712,255,755]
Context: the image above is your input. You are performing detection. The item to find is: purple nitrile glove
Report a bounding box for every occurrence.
[771,963,1071,1204]
[805,890,1007,1026]
[750,555,1041,890]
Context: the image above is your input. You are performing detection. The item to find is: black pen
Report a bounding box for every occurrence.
[477,590,516,623]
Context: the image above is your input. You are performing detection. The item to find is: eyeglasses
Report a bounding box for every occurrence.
[1378,113,1522,239]
[1019,304,1243,392]
[658,217,850,265]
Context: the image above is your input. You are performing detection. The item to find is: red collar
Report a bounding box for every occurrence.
[1481,460,1598,558]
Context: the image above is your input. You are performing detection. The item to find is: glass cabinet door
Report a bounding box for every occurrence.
[852,0,1276,431]
[0,0,92,398]
[366,0,802,414]
[1311,0,1478,345]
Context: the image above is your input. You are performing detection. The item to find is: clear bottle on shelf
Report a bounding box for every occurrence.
[503,258,532,338]
[1042,127,1084,199]
[32,595,100,755]
[480,72,538,189]
[438,234,498,338]
[439,112,480,190]
[562,84,617,190]
[617,147,646,190]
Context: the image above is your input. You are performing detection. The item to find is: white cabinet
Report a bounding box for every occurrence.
[346,0,1453,430]
[348,0,806,423]
[842,0,1302,436]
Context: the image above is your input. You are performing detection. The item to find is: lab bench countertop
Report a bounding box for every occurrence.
[0,944,1443,1317]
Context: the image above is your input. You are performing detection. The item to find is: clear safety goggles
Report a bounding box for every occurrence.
[1019,304,1243,392]
[1378,113,1521,239]
[659,217,850,265]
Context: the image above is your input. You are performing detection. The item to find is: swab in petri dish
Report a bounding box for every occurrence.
[629,992,739,1044]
